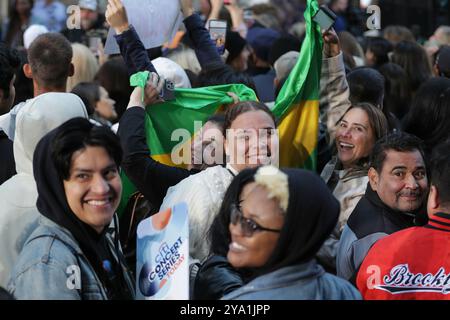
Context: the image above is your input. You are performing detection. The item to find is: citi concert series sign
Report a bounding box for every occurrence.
[136,202,189,300]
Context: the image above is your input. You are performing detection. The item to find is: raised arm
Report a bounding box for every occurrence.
[319,28,351,142]
[106,0,157,76]
[180,0,223,68]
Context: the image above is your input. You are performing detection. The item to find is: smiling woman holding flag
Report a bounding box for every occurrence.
[115,0,325,263]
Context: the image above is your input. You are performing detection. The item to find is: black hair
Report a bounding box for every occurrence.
[27,33,73,89]
[206,113,225,131]
[430,139,450,206]
[4,0,34,47]
[208,168,258,257]
[378,62,412,120]
[370,131,426,173]
[51,118,123,181]
[347,67,385,107]
[402,77,450,155]
[223,100,276,135]
[95,57,133,120]
[12,49,33,105]
[0,43,20,104]
[268,33,302,66]
[0,287,15,300]
[391,40,432,92]
[366,37,393,69]
[71,82,100,116]
[194,62,257,93]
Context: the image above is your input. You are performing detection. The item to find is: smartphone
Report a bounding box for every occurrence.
[159,79,176,101]
[312,5,337,31]
[243,8,253,21]
[208,20,227,55]
[88,36,102,57]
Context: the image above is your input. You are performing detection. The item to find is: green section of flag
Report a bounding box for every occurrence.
[118,84,258,217]
[272,0,322,170]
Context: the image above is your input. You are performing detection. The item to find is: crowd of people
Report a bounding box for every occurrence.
[0,0,449,300]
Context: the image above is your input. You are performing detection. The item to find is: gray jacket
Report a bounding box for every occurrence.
[8,216,135,300]
[221,260,361,300]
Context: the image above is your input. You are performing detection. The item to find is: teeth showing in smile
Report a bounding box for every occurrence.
[87,199,111,206]
[230,242,246,251]
[340,142,354,149]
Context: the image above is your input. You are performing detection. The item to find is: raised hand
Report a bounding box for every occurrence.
[128,73,165,109]
[106,0,130,35]
[322,28,341,58]
[180,0,195,18]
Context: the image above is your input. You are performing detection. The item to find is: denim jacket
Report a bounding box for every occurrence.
[8,216,135,300]
[221,260,361,300]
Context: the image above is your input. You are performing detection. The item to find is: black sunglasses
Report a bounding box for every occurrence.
[230,204,281,237]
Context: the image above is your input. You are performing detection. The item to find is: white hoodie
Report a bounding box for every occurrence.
[0,93,88,287]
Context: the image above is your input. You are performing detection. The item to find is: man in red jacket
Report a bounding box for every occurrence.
[357,140,450,300]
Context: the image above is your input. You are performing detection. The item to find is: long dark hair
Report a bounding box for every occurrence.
[402,77,450,155]
[391,40,432,92]
[5,0,34,47]
[378,62,412,120]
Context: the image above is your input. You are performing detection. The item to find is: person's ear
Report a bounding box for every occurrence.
[68,63,75,77]
[433,64,440,77]
[428,185,440,211]
[368,167,379,191]
[23,64,33,79]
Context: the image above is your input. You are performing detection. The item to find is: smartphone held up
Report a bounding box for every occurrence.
[208,20,227,55]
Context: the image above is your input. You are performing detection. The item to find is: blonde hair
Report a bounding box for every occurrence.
[66,43,99,92]
[166,47,201,75]
[254,166,289,212]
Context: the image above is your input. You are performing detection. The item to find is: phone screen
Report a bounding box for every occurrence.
[313,7,337,31]
[208,20,227,55]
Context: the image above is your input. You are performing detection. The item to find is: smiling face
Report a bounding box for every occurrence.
[225,110,278,173]
[369,149,428,212]
[335,107,376,169]
[189,121,224,170]
[63,146,122,234]
[227,182,284,269]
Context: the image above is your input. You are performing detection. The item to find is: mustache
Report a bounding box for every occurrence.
[397,190,423,198]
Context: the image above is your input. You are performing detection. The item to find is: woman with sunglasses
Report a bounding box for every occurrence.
[194,166,361,300]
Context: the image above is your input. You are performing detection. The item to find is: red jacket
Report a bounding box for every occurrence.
[357,212,450,300]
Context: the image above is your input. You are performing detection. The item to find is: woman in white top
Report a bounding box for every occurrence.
[160,100,279,261]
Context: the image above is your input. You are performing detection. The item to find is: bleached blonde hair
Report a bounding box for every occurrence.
[254,165,289,213]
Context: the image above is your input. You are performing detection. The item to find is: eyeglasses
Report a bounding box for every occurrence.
[230,204,281,237]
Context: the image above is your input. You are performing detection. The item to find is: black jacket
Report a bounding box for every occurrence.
[193,255,244,300]
[0,130,15,185]
[337,183,417,282]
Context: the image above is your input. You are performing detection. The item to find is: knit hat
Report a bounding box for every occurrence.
[225,31,247,63]
[274,51,299,80]
[78,0,98,11]
[23,25,49,49]
[246,27,280,62]
[152,57,191,88]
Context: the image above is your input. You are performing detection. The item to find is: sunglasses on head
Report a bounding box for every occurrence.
[230,204,281,237]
